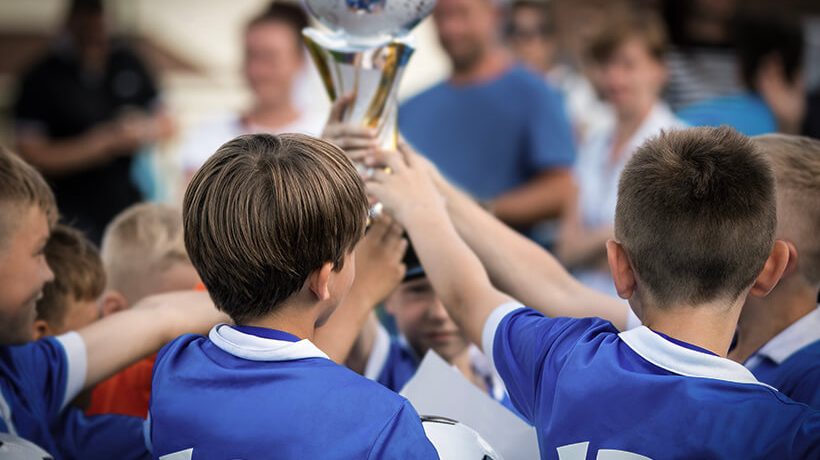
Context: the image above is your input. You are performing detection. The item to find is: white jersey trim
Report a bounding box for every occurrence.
[748,306,820,367]
[482,302,527,373]
[209,324,329,362]
[363,322,391,380]
[619,326,774,388]
[0,389,17,435]
[56,331,87,410]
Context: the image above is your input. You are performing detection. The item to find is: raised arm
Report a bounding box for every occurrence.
[407,144,632,330]
[78,290,227,389]
[367,149,512,349]
[313,216,407,364]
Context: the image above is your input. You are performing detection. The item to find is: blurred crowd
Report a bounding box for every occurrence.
[1,0,820,458]
[8,0,818,297]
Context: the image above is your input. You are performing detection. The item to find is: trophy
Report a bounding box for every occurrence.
[302,0,437,151]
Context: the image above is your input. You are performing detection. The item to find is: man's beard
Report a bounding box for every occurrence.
[446,43,485,74]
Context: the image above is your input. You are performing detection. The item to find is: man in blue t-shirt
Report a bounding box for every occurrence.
[399,0,575,232]
[149,134,437,459]
[0,147,226,459]
[727,135,820,408]
[368,126,819,459]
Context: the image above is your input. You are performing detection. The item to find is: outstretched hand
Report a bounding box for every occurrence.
[322,95,379,163]
[365,142,446,226]
[351,214,408,306]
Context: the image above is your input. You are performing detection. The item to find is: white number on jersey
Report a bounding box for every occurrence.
[558,442,651,460]
[160,448,193,460]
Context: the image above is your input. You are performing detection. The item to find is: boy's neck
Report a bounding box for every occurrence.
[640,298,743,358]
[729,279,817,363]
[243,300,321,341]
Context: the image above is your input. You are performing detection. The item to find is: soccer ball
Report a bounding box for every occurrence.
[0,433,53,460]
[421,415,504,460]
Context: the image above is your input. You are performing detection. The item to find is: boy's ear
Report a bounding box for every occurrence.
[607,240,636,300]
[749,240,792,298]
[308,262,334,302]
[32,319,52,341]
[100,290,130,318]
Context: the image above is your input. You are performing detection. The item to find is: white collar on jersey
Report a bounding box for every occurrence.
[619,326,773,388]
[753,306,820,365]
[208,324,329,362]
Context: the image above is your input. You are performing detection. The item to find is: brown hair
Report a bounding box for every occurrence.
[101,203,189,302]
[37,224,105,327]
[586,10,668,64]
[0,147,57,251]
[183,133,368,323]
[246,2,309,48]
[615,127,776,308]
[753,134,820,288]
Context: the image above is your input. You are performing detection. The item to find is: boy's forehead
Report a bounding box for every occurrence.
[0,204,50,253]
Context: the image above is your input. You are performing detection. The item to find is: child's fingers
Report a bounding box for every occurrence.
[379,149,407,174]
[397,140,420,169]
[366,215,390,240]
[393,238,409,262]
[383,220,404,244]
[326,94,354,124]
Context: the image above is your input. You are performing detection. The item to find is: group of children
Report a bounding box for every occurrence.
[0,119,818,458]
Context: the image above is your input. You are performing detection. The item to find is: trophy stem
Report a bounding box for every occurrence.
[302,27,414,151]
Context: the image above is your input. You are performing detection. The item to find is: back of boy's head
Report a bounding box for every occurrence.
[0,147,57,251]
[183,133,368,324]
[616,126,776,308]
[38,224,105,328]
[753,134,820,290]
[101,203,189,304]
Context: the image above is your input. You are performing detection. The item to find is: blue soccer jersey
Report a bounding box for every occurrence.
[484,303,820,459]
[745,307,820,409]
[149,324,438,460]
[364,323,519,415]
[0,332,149,460]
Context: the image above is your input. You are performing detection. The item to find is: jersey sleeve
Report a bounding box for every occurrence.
[54,407,150,460]
[12,333,88,419]
[367,399,439,460]
[482,303,613,423]
[525,82,576,172]
[788,368,820,409]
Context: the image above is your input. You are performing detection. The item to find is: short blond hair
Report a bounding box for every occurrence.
[101,203,189,302]
[753,135,820,288]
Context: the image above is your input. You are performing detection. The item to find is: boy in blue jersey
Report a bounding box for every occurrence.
[149,134,437,459]
[346,245,517,412]
[368,127,820,459]
[0,147,226,459]
[32,223,150,460]
[729,134,820,408]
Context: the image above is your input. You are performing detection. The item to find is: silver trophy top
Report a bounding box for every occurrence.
[303,0,436,47]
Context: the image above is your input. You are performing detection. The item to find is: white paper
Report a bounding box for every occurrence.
[401,351,540,459]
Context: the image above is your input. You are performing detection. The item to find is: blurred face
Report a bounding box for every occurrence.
[152,261,202,296]
[386,277,470,361]
[599,38,666,119]
[0,206,54,345]
[244,21,304,108]
[433,0,498,71]
[59,297,101,334]
[507,5,555,73]
[68,12,109,56]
